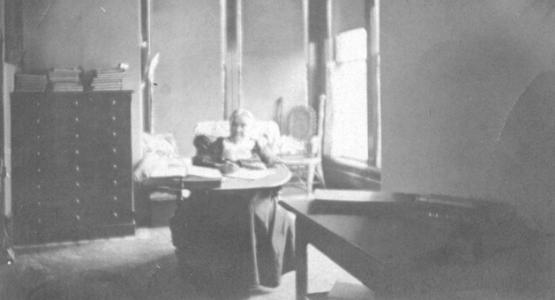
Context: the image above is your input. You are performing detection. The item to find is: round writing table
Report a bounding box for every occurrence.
[169,164,295,294]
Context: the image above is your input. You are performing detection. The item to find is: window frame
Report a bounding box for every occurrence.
[329,27,369,163]
[323,0,380,175]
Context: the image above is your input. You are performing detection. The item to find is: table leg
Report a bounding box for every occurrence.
[296,218,308,300]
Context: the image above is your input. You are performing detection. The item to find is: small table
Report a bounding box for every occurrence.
[280,191,531,299]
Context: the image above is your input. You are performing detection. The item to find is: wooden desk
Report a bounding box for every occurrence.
[280,191,535,299]
[169,165,295,290]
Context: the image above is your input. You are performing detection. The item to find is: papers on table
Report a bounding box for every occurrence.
[187,165,223,179]
[148,163,273,181]
[148,164,222,179]
[149,164,187,178]
[225,168,273,180]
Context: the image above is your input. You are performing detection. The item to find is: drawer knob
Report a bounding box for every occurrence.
[75,215,81,221]
[112,131,117,137]
[112,99,116,105]
[36,151,41,157]
[37,168,41,173]
[75,149,80,155]
[37,218,42,224]
[75,198,80,204]
[75,133,80,139]
[36,184,41,190]
[74,100,79,106]
[75,165,80,172]
[113,180,118,186]
[75,181,80,187]
[111,115,117,121]
[112,211,118,218]
[112,147,118,153]
[75,117,79,122]
[112,195,118,201]
[36,118,40,124]
[112,164,118,169]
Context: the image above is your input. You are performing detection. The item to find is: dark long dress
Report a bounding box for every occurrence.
[169,136,295,289]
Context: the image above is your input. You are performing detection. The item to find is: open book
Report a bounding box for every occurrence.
[187,165,223,179]
[148,163,222,179]
[225,168,273,180]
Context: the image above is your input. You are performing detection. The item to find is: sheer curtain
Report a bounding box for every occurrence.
[330,28,369,162]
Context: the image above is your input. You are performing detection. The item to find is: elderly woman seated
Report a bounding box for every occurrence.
[192,109,279,173]
[170,109,295,294]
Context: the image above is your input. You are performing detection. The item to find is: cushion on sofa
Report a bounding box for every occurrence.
[134,133,188,182]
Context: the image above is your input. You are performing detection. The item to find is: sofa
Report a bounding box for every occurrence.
[133,133,188,226]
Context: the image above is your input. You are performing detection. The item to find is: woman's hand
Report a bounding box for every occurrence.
[239,160,267,170]
[220,161,240,174]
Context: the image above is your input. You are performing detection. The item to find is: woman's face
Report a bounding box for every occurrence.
[230,115,251,141]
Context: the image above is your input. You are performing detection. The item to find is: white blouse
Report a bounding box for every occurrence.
[222,138,256,161]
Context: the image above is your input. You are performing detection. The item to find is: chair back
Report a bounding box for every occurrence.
[286,105,316,141]
[287,96,327,155]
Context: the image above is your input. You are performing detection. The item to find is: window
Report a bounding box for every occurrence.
[330,28,369,162]
[325,0,380,171]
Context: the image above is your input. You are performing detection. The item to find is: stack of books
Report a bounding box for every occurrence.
[91,68,126,91]
[14,74,48,92]
[48,68,83,92]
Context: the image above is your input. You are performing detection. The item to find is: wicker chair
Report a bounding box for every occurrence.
[277,95,326,195]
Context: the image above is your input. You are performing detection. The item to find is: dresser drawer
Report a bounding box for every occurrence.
[12,91,134,244]
[83,202,133,226]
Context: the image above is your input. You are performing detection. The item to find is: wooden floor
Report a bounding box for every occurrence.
[2,184,555,299]
[0,227,358,300]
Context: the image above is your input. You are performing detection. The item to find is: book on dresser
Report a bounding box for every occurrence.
[11,90,134,245]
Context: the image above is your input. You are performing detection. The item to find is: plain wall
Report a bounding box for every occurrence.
[381,0,555,231]
[151,0,306,154]
[22,0,142,160]
[20,0,308,160]
[150,0,223,156]
[242,0,306,127]
[19,0,140,218]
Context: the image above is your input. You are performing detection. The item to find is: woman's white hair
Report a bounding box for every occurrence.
[229,109,255,123]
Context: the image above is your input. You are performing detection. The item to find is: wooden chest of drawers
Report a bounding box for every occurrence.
[11,91,134,244]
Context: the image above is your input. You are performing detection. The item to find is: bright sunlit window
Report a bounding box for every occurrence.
[330,28,369,162]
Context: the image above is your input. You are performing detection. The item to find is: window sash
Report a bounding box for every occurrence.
[330,59,369,162]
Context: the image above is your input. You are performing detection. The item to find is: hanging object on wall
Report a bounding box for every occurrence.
[142,52,159,132]
[147,52,159,84]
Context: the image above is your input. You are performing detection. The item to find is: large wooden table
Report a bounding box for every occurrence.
[280,191,535,299]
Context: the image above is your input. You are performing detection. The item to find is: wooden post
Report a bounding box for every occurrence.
[141,0,152,132]
[366,0,381,167]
